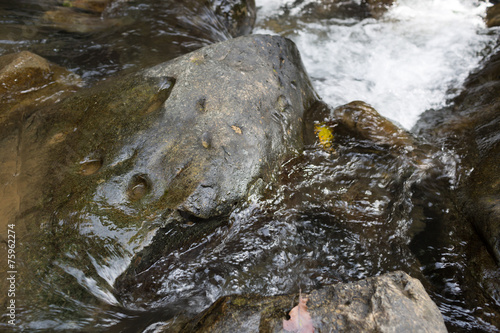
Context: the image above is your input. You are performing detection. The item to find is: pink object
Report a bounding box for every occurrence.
[283,295,315,333]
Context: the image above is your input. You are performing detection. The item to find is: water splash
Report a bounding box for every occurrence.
[255,0,495,129]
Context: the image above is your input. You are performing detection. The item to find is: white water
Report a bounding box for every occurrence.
[255,0,494,129]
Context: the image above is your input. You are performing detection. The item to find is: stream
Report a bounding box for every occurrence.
[1,0,499,332]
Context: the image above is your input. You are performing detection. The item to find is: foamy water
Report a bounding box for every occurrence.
[255,0,494,129]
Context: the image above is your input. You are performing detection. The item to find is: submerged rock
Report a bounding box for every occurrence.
[0,50,80,240]
[416,46,500,264]
[0,51,81,131]
[486,3,500,28]
[42,0,255,36]
[0,34,316,329]
[259,0,394,35]
[296,0,395,20]
[175,271,447,333]
[42,7,131,33]
[414,38,500,327]
[61,0,114,14]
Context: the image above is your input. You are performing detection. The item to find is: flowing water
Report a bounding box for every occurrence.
[255,0,494,129]
[1,0,499,332]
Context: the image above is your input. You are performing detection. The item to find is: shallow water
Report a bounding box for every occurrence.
[0,0,230,83]
[1,0,499,332]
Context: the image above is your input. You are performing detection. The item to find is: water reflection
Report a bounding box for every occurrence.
[0,0,231,83]
[116,122,426,312]
[115,114,499,331]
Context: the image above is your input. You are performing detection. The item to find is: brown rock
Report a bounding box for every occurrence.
[42,7,130,33]
[179,271,447,333]
[0,51,81,129]
[64,0,113,14]
[0,50,51,95]
[333,101,415,148]
[486,4,500,28]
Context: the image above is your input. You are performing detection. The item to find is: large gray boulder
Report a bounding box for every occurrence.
[0,34,316,329]
[174,271,447,333]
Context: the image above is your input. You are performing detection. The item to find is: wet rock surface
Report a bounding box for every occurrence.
[0,51,81,129]
[0,34,316,329]
[293,0,395,20]
[105,97,457,332]
[465,145,500,260]
[1,1,499,332]
[416,45,500,264]
[213,0,256,37]
[258,0,394,35]
[487,3,500,28]
[174,271,447,333]
[0,52,81,275]
[414,40,500,328]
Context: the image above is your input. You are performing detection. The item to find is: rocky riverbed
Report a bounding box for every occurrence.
[0,0,499,332]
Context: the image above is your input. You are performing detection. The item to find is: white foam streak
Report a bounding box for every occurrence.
[255,0,494,129]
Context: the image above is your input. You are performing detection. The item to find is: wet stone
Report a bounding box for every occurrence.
[127,174,151,201]
[486,3,500,28]
[0,51,82,133]
[201,132,212,149]
[78,158,103,176]
[258,0,395,34]
[1,35,316,329]
[177,271,447,333]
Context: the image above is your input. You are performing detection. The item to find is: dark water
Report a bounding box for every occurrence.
[0,0,230,83]
[118,125,499,332]
[0,1,499,332]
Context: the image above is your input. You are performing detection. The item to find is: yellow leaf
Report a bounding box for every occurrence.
[231,125,242,134]
[314,123,333,149]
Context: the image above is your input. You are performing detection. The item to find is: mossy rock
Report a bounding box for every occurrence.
[0,34,316,329]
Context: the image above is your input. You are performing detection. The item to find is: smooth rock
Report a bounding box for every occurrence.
[0,51,81,131]
[414,39,500,326]
[0,34,316,329]
[486,3,500,28]
[42,7,130,33]
[259,0,394,34]
[178,271,447,333]
[0,50,80,97]
[333,101,415,148]
[415,46,500,264]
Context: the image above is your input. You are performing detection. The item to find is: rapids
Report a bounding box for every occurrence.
[0,0,499,332]
[255,0,495,129]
